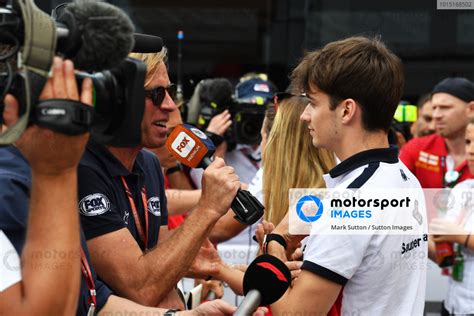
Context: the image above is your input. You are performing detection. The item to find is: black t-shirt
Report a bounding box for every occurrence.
[78,140,168,250]
[0,145,112,316]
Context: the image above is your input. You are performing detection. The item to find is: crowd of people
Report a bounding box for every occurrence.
[0,7,473,316]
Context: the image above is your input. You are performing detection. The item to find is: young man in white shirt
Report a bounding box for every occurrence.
[265,36,428,315]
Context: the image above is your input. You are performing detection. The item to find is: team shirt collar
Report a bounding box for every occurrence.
[329,146,399,178]
[86,139,145,177]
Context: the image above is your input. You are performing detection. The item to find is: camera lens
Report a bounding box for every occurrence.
[239,114,263,144]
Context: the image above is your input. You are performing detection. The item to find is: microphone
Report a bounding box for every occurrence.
[166,124,264,225]
[235,254,291,316]
[54,0,135,72]
[132,33,163,53]
[166,124,216,168]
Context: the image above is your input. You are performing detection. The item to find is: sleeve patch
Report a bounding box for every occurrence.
[79,193,111,216]
[147,197,161,216]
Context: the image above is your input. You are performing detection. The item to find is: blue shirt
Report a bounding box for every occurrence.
[0,145,112,316]
[78,140,168,250]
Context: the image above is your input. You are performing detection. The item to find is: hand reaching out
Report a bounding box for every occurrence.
[206,110,232,136]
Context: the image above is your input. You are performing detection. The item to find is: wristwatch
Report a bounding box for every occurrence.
[164,309,179,316]
[166,163,182,175]
[262,233,287,254]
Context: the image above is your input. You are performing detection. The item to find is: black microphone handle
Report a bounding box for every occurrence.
[198,153,264,225]
[202,156,213,168]
[199,155,243,197]
[234,289,262,316]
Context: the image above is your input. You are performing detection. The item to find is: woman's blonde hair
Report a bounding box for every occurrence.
[263,96,336,225]
[128,47,168,87]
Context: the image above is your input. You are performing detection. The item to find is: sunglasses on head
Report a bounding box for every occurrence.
[273,92,309,112]
[145,83,177,107]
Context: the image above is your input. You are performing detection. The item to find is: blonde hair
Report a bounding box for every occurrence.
[128,47,168,87]
[263,96,336,225]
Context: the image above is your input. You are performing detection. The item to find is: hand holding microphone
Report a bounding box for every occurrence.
[234,254,291,316]
[166,124,264,224]
[199,157,241,219]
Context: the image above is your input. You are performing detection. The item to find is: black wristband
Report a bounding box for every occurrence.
[205,131,225,147]
[166,164,182,175]
[263,233,287,254]
[164,309,180,316]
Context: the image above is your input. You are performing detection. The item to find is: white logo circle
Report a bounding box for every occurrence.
[79,193,111,216]
[147,197,161,216]
[191,128,208,139]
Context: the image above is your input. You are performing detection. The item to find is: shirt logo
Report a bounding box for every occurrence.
[418,151,439,166]
[123,210,130,225]
[400,169,409,181]
[253,83,270,93]
[147,197,161,216]
[191,128,208,140]
[79,193,110,216]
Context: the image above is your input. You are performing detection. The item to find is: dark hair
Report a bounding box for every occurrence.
[417,93,431,108]
[291,36,404,132]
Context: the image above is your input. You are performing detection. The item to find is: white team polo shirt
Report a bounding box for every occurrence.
[0,230,21,292]
[445,179,474,314]
[303,147,428,316]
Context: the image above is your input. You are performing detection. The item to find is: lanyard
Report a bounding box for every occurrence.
[441,156,464,188]
[80,247,97,314]
[120,177,149,249]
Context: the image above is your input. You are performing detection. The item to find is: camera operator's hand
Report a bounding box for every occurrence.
[0,57,92,315]
[198,157,240,219]
[206,109,232,136]
[3,57,92,174]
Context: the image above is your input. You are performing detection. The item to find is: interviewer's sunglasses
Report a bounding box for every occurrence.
[145,83,177,107]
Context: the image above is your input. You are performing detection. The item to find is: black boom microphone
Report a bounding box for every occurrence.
[53,0,135,72]
[166,124,265,225]
[132,33,163,53]
[0,0,141,145]
[235,254,291,316]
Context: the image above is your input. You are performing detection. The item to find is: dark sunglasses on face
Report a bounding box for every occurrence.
[145,83,177,107]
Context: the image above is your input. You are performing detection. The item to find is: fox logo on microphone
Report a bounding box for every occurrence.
[172,132,196,158]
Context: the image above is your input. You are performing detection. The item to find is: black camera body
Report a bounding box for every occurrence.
[0,0,149,147]
[198,99,266,145]
[79,58,146,147]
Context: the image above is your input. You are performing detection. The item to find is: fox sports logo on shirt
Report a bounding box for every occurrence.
[147,197,161,216]
[79,193,111,216]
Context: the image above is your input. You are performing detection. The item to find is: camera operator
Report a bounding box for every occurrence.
[77,48,240,310]
[188,75,274,188]
[0,57,90,315]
